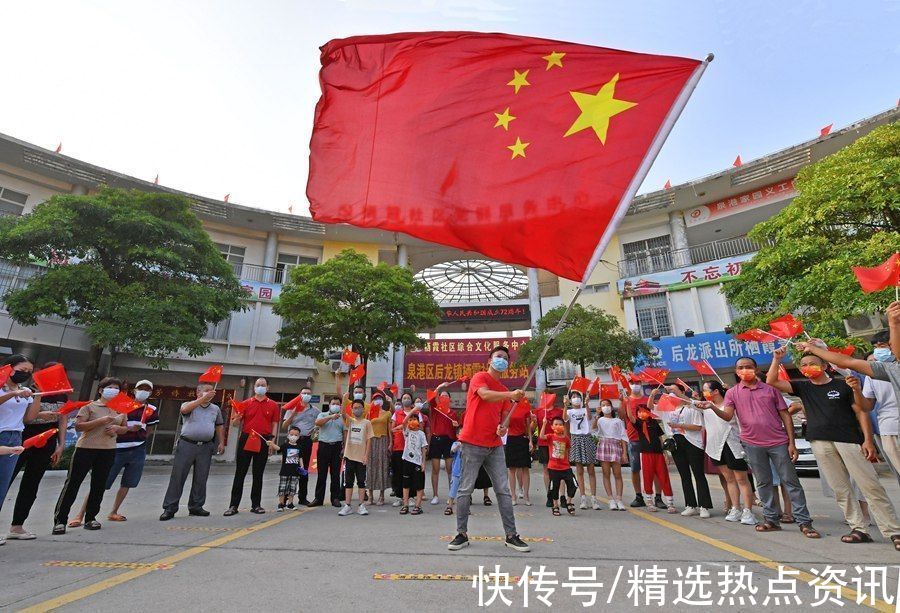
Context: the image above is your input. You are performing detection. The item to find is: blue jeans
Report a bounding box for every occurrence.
[0,430,24,513]
[456,443,517,537]
[742,442,812,525]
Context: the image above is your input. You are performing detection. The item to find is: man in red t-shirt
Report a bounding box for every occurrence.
[534,400,563,507]
[225,378,279,516]
[447,347,530,553]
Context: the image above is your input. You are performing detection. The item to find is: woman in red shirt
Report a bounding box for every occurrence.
[504,399,534,506]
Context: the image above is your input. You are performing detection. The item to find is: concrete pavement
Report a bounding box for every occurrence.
[1,464,899,611]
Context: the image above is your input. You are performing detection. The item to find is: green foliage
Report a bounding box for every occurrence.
[0,187,245,367]
[517,304,654,373]
[723,122,900,346]
[274,249,440,363]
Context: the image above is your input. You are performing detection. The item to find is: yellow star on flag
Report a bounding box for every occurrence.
[507,137,529,159]
[493,107,516,131]
[542,51,565,70]
[563,73,637,144]
[507,69,530,94]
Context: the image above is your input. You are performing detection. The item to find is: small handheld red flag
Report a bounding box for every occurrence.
[341,349,360,365]
[735,328,782,343]
[600,384,619,400]
[638,367,669,386]
[140,406,155,424]
[687,359,716,377]
[852,253,900,293]
[768,314,804,339]
[0,364,11,387]
[58,400,91,416]
[570,376,591,395]
[23,428,58,449]
[243,432,262,453]
[198,365,223,384]
[106,393,141,415]
[230,398,251,415]
[610,366,632,391]
[675,377,692,392]
[654,394,681,412]
[31,364,73,395]
[283,394,306,412]
[348,364,366,385]
[377,381,388,392]
[437,395,452,412]
[778,364,791,382]
[587,377,600,397]
[389,383,399,397]
[426,389,437,403]
[538,393,557,411]
[828,345,856,356]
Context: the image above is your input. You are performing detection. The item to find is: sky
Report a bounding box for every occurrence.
[1,0,897,216]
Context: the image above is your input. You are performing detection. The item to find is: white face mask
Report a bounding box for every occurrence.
[414,401,423,409]
[101,387,119,400]
[134,390,151,402]
[601,405,612,415]
[353,393,364,400]
[373,398,383,406]
[570,396,582,407]
[287,435,299,443]
[254,386,267,396]
[301,393,312,403]
[631,385,643,395]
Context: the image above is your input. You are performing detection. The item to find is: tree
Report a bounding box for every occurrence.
[517,304,655,375]
[274,249,440,387]
[0,187,246,398]
[723,121,900,345]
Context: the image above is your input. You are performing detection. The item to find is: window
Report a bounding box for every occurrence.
[205,317,230,341]
[275,253,318,283]
[214,243,245,276]
[0,186,28,217]
[622,235,672,276]
[582,282,610,295]
[634,294,671,338]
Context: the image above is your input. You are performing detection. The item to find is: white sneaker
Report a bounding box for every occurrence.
[579,497,588,510]
[0,535,5,546]
[358,504,368,516]
[591,496,601,510]
[740,508,758,525]
[608,500,617,511]
[338,504,352,516]
[725,507,742,522]
[512,499,518,506]
[616,499,627,511]
[681,506,698,517]
[430,496,439,505]
[699,507,710,519]
[392,500,402,507]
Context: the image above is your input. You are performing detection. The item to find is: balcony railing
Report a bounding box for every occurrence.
[231,262,288,285]
[618,235,760,278]
[0,259,46,304]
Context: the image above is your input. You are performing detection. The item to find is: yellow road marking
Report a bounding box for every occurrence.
[598,495,892,613]
[374,573,524,582]
[164,526,233,533]
[21,508,313,613]
[438,535,553,543]
[43,561,172,570]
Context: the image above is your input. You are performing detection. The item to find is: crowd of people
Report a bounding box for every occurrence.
[2,303,900,553]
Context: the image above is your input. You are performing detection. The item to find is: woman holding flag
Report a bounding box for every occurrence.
[428,384,458,506]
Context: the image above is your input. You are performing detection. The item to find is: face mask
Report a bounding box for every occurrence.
[301,393,312,403]
[874,347,895,362]
[10,370,31,384]
[254,386,267,396]
[491,357,509,372]
[353,393,363,400]
[135,390,151,402]
[329,404,341,414]
[101,387,119,400]
[551,424,565,435]
[570,396,582,407]
[402,398,413,407]
[736,370,757,383]
[408,420,420,431]
[800,364,824,379]
[352,407,364,418]
[702,391,713,400]
[601,406,612,415]
[631,385,643,395]
[373,398,383,407]
[287,435,299,443]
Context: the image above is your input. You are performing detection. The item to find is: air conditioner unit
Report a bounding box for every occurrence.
[329,360,343,374]
[843,313,888,338]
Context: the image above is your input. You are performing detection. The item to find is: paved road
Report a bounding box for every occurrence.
[2,464,899,611]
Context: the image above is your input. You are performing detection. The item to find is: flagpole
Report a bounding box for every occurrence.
[500,53,714,430]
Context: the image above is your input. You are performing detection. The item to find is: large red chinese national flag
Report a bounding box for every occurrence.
[308,32,704,281]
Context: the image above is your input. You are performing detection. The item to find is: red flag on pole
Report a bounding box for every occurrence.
[600,384,619,400]
[139,406,156,424]
[243,433,262,453]
[654,394,681,412]
[570,376,591,395]
[820,124,832,136]
[609,366,632,391]
[735,328,782,343]
[538,392,557,410]
[308,32,705,282]
[828,345,856,356]
[733,155,742,167]
[283,394,306,412]
[31,364,73,395]
[426,389,437,403]
[778,364,791,382]
[198,365,223,384]
[638,367,669,386]
[675,377,692,392]
[852,253,900,293]
[588,377,600,397]
[230,398,251,415]
[768,314,804,339]
[341,349,360,365]
[106,393,142,415]
[0,364,11,387]
[23,428,58,449]
[664,179,672,189]
[389,383,399,397]
[687,359,716,377]
[58,400,90,416]
[55,143,62,153]
[223,194,230,203]
[348,364,366,385]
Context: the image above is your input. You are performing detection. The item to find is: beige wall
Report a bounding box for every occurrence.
[557,234,625,325]
[322,240,380,263]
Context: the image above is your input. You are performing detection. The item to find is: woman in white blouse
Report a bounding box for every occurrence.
[694,380,757,525]
[660,387,713,518]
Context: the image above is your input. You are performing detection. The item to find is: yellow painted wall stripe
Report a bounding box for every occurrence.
[20,508,313,613]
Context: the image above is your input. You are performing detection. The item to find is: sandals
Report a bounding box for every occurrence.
[891,535,900,551]
[444,505,453,515]
[410,506,423,515]
[799,523,821,539]
[83,520,101,531]
[223,507,238,517]
[399,505,409,515]
[841,529,872,544]
[755,521,782,532]
[566,503,576,515]
[107,513,126,522]
[483,497,493,506]
[552,507,561,516]
[780,513,795,524]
